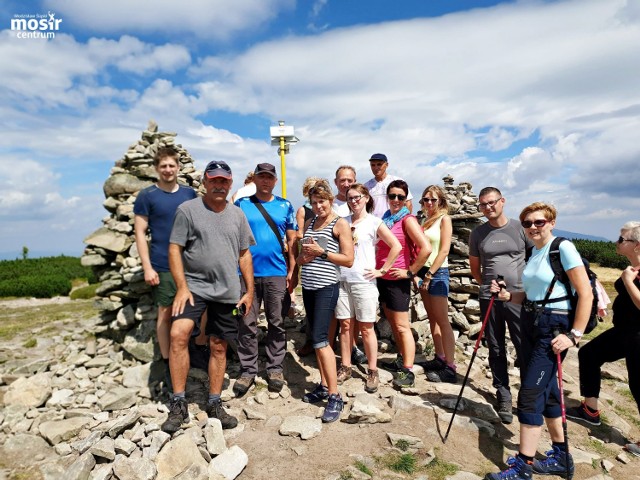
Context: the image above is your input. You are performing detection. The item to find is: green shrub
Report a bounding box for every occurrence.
[572,239,629,270]
[70,284,99,300]
[0,256,94,298]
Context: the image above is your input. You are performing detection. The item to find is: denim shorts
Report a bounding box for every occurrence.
[425,267,449,297]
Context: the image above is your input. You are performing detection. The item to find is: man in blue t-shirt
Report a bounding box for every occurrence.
[133,147,197,391]
[234,162,298,395]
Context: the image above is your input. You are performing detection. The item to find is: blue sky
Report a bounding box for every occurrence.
[1,0,639,258]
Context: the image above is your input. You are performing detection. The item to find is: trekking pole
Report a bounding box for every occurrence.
[443,275,503,443]
[553,328,570,480]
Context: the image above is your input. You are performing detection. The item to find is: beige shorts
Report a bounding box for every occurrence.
[335,281,378,323]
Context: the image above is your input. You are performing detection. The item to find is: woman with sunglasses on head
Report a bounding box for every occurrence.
[417,185,457,384]
[485,202,592,480]
[297,181,354,423]
[335,184,401,393]
[376,180,431,389]
[566,222,640,457]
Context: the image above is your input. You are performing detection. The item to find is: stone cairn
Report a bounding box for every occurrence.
[81,120,203,363]
[81,120,485,362]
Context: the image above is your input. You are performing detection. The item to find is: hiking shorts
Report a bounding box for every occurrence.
[336,281,379,323]
[377,278,411,312]
[153,271,177,307]
[171,292,237,342]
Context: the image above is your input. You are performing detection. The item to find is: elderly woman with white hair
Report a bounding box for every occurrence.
[566,221,640,457]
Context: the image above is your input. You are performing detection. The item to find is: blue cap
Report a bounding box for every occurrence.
[369,153,388,162]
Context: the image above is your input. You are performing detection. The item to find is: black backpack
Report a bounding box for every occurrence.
[544,237,600,334]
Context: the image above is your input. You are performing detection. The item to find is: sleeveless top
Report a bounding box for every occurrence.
[423,215,449,269]
[301,216,340,290]
[375,215,414,281]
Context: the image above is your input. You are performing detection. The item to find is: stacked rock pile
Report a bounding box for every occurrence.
[81,121,202,363]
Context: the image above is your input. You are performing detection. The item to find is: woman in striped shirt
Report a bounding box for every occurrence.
[297,182,354,423]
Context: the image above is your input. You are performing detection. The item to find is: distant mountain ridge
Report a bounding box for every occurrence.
[554,229,610,242]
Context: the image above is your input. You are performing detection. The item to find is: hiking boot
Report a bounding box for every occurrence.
[351,346,368,365]
[232,376,255,397]
[392,368,415,389]
[625,441,640,457]
[485,455,533,480]
[365,369,379,393]
[336,365,352,384]
[419,355,446,372]
[303,383,329,404]
[267,371,285,392]
[206,398,238,429]
[426,365,457,384]
[322,393,344,423]
[532,445,574,478]
[161,396,188,434]
[380,353,404,372]
[566,401,601,426]
[296,340,314,357]
[498,400,514,424]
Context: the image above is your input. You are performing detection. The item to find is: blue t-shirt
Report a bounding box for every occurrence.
[133,184,197,272]
[235,195,297,277]
[522,237,583,309]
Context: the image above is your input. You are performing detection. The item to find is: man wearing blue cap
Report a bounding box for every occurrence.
[162,160,256,434]
[364,153,413,218]
[234,162,298,396]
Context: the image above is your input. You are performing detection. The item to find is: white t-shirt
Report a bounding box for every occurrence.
[231,183,256,202]
[333,198,351,218]
[340,213,382,283]
[363,174,413,218]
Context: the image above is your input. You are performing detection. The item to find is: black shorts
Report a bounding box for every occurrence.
[377,278,411,312]
[171,292,238,342]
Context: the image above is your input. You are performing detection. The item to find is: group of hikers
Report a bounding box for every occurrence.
[133,146,640,479]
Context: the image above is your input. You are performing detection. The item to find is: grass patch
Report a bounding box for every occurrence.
[70,283,98,300]
[387,453,418,474]
[395,439,411,451]
[612,403,640,428]
[585,438,616,458]
[425,457,459,480]
[0,299,95,340]
[22,338,37,348]
[354,461,373,477]
[337,471,353,480]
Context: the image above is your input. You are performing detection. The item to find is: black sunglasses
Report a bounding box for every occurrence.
[521,219,549,228]
[421,198,438,204]
[618,236,635,244]
[387,194,407,201]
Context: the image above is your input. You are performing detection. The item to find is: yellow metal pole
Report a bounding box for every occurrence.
[279,136,287,198]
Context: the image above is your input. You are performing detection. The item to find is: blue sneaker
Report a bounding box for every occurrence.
[532,446,574,478]
[303,383,329,404]
[322,393,344,423]
[485,456,533,480]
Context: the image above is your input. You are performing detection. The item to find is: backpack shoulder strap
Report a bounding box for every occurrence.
[250,195,287,255]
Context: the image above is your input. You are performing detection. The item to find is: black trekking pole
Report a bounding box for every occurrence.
[553,328,570,480]
[443,275,502,443]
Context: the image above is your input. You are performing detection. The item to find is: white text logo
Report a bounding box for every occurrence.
[11,12,62,39]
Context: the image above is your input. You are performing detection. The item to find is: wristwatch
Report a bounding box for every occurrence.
[320,250,328,260]
[426,270,435,278]
[379,268,388,275]
[570,329,583,340]
[406,270,414,278]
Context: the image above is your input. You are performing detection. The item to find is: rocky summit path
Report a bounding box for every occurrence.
[0,298,638,480]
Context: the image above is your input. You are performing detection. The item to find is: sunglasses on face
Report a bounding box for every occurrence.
[387,194,407,201]
[478,198,502,210]
[421,198,438,204]
[618,236,635,244]
[521,219,549,228]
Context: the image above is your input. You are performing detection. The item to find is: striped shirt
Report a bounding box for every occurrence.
[301,216,340,290]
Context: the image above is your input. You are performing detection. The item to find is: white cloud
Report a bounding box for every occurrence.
[45,0,295,40]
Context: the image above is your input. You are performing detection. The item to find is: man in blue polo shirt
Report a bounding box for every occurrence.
[134,147,198,391]
[234,163,298,395]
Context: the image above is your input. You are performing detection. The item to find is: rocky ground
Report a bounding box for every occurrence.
[0,296,638,480]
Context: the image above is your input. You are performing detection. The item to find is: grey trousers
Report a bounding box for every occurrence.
[480,298,523,403]
[238,276,290,377]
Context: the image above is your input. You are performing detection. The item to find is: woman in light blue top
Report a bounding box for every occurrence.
[486,202,592,480]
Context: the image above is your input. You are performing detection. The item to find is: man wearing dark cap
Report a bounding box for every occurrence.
[234,163,298,395]
[364,153,413,218]
[162,160,256,434]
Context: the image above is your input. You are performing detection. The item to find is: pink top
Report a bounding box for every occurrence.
[375,215,414,280]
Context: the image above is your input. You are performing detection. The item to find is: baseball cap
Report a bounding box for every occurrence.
[254,162,277,178]
[369,153,388,162]
[204,161,232,179]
